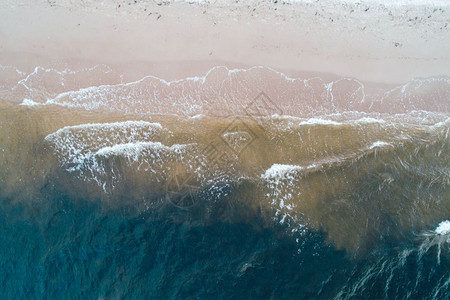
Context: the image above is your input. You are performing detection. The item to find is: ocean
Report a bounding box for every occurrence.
[0,65,449,298]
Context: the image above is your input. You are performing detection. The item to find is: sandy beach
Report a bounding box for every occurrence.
[1,0,449,84]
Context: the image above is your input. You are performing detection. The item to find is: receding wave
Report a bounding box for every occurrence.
[4,65,449,117]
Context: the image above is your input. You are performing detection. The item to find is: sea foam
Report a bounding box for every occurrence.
[96,142,188,160]
[298,118,342,126]
[435,220,450,235]
[262,164,304,182]
[369,141,391,149]
[45,121,166,174]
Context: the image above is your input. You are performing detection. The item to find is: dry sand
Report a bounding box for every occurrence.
[1,0,449,85]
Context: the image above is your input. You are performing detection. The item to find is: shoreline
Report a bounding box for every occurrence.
[4,64,449,118]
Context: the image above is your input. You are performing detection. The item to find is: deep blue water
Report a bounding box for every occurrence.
[0,185,449,299]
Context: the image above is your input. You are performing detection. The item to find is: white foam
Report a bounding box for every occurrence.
[96,142,186,158]
[20,98,43,106]
[298,118,342,126]
[46,121,162,138]
[262,164,306,230]
[262,164,303,181]
[355,117,386,124]
[419,220,450,264]
[369,141,391,149]
[44,121,203,193]
[45,120,166,174]
[435,221,450,235]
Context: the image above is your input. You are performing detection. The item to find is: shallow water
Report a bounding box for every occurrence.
[0,65,449,298]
